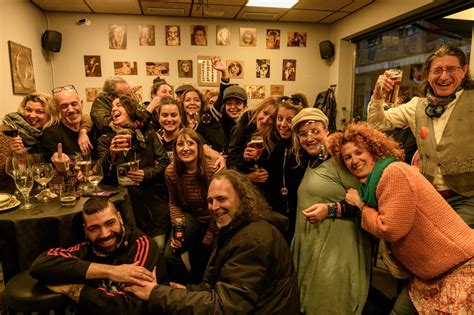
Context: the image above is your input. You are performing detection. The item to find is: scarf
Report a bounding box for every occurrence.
[3,112,42,147]
[425,86,461,118]
[358,156,396,208]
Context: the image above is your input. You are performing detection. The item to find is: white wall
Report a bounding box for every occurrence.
[45,13,331,112]
[1,0,52,118]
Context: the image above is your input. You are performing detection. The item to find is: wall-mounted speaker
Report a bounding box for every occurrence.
[42,30,62,52]
[319,40,334,60]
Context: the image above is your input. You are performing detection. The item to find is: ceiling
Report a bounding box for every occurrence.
[31,0,375,24]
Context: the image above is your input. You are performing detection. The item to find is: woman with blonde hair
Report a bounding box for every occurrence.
[330,123,474,314]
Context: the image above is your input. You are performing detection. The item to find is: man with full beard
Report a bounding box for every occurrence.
[30,197,164,315]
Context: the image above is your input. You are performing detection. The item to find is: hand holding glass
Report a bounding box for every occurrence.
[247,136,264,169]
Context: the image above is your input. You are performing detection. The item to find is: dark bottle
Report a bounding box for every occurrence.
[173,218,185,243]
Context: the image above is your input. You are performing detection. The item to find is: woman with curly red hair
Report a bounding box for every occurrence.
[328,123,474,314]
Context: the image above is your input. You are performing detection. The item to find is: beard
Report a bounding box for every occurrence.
[91,223,125,255]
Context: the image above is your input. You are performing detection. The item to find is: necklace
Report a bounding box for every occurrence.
[281,148,288,196]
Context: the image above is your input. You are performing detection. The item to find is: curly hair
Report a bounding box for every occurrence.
[329,123,405,169]
[18,92,59,129]
[211,169,271,223]
[172,128,209,202]
[102,77,128,99]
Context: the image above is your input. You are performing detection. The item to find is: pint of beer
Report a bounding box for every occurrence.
[383,69,403,104]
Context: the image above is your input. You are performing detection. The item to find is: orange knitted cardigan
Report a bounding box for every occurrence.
[361,162,474,280]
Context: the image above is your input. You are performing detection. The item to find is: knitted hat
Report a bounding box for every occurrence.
[175,84,194,95]
[291,107,328,131]
[223,86,247,103]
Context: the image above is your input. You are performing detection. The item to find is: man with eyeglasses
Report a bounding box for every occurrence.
[91,77,132,134]
[367,43,474,315]
[41,85,97,166]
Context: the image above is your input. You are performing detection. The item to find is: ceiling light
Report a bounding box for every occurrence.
[246,0,298,9]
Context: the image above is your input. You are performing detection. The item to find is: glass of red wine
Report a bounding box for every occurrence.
[1,124,19,138]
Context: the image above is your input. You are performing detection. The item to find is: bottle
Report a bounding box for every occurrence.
[173,218,185,243]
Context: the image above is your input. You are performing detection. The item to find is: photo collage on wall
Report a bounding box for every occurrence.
[84,25,309,99]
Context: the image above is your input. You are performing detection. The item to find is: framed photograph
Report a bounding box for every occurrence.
[245,85,265,99]
[84,55,102,77]
[131,85,143,102]
[256,59,270,78]
[85,87,102,102]
[165,25,180,46]
[227,60,244,79]
[282,59,296,81]
[266,29,280,49]
[113,61,137,75]
[138,25,155,46]
[109,24,127,49]
[197,56,220,87]
[287,32,307,47]
[240,28,257,47]
[145,62,169,76]
[191,25,208,46]
[216,25,231,46]
[178,60,193,78]
[8,41,36,94]
[270,85,284,96]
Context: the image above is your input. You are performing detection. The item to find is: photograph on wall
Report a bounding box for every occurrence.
[270,84,284,96]
[131,85,143,102]
[178,60,193,78]
[216,25,231,46]
[266,29,280,49]
[85,87,102,102]
[287,32,307,47]
[282,59,296,81]
[146,62,169,76]
[197,56,220,87]
[138,25,155,46]
[113,61,137,75]
[245,85,265,99]
[256,59,270,78]
[109,24,127,49]
[8,41,36,94]
[240,28,257,47]
[165,25,180,46]
[84,55,102,77]
[191,25,208,46]
[227,60,244,79]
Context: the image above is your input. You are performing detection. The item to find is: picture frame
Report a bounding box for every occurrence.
[197,56,220,87]
[8,41,36,94]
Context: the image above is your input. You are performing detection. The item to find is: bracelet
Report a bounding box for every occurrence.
[327,203,337,219]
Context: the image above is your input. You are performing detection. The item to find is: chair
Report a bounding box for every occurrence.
[3,271,70,315]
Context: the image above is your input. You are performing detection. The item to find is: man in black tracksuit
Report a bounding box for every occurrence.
[30,197,165,315]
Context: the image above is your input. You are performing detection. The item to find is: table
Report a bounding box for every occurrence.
[0,186,132,283]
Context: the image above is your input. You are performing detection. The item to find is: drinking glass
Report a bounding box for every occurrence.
[88,161,104,193]
[117,129,133,158]
[60,182,77,207]
[383,69,403,105]
[32,163,55,202]
[13,168,36,211]
[1,123,19,138]
[248,136,264,169]
[77,153,92,192]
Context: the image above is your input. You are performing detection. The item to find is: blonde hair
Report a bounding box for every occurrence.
[18,92,59,129]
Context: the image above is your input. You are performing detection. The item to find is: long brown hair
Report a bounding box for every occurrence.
[172,128,209,202]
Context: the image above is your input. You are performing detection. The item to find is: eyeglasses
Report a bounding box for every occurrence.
[52,85,76,94]
[279,95,303,105]
[297,128,324,140]
[429,66,462,76]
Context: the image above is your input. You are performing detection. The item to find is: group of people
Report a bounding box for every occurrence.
[1,44,473,314]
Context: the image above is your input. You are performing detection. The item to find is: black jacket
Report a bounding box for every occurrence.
[147,213,300,314]
[227,111,256,170]
[30,225,161,315]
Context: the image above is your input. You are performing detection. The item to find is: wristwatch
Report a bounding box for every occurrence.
[327,203,337,219]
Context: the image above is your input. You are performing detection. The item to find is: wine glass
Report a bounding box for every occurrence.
[248,136,264,169]
[1,123,19,138]
[13,168,36,211]
[87,161,104,193]
[77,153,92,192]
[32,163,55,202]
